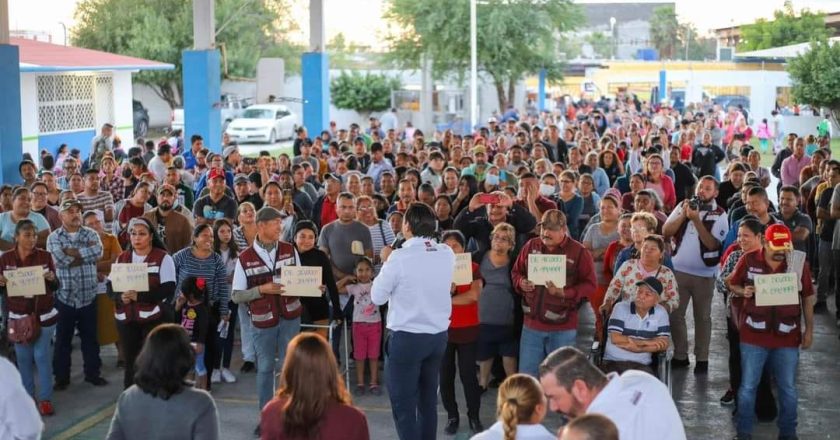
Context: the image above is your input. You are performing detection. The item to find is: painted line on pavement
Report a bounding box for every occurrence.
[50,404,115,440]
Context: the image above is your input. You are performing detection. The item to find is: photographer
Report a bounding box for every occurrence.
[662,176,729,373]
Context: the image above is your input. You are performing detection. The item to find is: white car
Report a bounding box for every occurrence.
[225,104,299,144]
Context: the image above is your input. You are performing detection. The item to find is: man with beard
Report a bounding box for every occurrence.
[143,184,193,253]
[193,168,237,225]
[772,186,812,254]
[726,224,815,440]
[663,176,728,373]
[164,166,194,212]
[539,347,685,440]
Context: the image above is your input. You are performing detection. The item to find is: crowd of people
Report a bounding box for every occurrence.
[0,92,833,440]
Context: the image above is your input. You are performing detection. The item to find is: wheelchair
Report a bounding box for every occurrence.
[588,297,673,396]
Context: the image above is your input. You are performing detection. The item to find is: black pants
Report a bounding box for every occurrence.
[204,304,220,391]
[214,302,236,370]
[116,319,161,389]
[439,340,481,419]
[726,316,777,419]
[54,301,101,382]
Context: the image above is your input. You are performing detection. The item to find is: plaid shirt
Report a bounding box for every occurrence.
[100,175,124,204]
[47,226,103,308]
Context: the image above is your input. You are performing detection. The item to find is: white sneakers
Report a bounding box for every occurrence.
[221,368,237,383]
[210,369,236,384]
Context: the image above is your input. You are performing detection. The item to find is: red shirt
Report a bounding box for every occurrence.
[320,195,338,227]
[260,397,369,440]
[728,248,813,349]
[680,143,693,162]
[602,240,627,286]
[451,262,481,329]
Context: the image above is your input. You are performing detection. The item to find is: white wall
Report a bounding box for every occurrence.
[20,73,39,159]
[112,71,134,142]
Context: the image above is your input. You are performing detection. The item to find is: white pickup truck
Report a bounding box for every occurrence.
[170,94,252,133]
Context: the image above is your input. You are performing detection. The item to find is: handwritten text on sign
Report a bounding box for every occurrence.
[280,266,323,297]
[4,266,46,297]
[110,263,149,292]
[528,254,567,287]
[754,273,799,307]
[452,253,473,285]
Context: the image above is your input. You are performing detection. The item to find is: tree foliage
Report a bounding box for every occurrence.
[739,2,828,51]
[585,32,614,59]
[788,40,840,120]
[649,5,716,61]
[72,0,300,109]
[330,71,402,118]
[383,0,581,112]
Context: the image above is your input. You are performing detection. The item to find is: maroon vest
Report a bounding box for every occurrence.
[239,241,301,328]
[113,248,166,323]
[1,249,58,327]
[521,238,584,326]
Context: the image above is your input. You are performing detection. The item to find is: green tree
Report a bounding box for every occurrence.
[585,32,614,59]
[739,2,828,51]
[650,5,680,59]
[383,0,581,112]
[330,71,402,119]
[788,40,840,121]
[72,0,300,109]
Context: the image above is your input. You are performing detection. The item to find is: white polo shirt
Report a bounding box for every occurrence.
[587,371,686,440]
[604,302,670,365]
[371,236,455,334]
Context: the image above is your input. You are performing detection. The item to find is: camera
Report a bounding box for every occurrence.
[687,196,707,211]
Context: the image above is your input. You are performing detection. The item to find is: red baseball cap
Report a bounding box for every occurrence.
[208,168,226,181]
[765,224,793,251]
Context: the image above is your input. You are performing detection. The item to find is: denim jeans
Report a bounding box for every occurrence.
[519,326,577,377]
[237,302,255,363]
[15,324,56,401]
[385,330,447,440]
[252,317,300,411]
[737,343,799,437]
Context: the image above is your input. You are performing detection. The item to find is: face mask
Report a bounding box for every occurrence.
[485,173,500,186]
[539,183,556,197]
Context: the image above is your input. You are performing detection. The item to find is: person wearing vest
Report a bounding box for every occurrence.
[231,206,302,435]
[726,224,815,440]
[107,217,177,389]
[663,176,729,373]
[0,220,60,416]
[512,209,596,377]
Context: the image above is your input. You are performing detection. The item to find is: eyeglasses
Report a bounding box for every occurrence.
[560,179,574,184]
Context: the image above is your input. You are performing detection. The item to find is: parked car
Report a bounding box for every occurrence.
[169,94,252,133]
[133,100,149,138]
[225,104,299,144]
[713,95,750,112]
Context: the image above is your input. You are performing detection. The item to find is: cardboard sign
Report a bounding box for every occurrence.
[528,254,567,287]
[280,266,323,297]
[4,266,46,297]
[754,273,799,307]
[452,253,473,285]
[110,263,150,292]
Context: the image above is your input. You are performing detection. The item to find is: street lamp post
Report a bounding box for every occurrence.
[609,16,616,60]
[470,0,477,133]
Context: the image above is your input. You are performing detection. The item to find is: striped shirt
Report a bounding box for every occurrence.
[47,226,103,308]
[365,220,395,275]
[604,301,670,365]
[172,248,231,316]
[77,191,115,230]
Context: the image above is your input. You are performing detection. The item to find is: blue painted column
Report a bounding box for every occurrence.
[302,52,330,136]
[538,68,547,112]
[182,50,221,152]
[0,44,22,184]
[659,69,667,103]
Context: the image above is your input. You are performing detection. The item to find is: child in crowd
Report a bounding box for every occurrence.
[338,257,382,396]
[471,374,555,440]
[756,118,771,153]
[176,276,209,390]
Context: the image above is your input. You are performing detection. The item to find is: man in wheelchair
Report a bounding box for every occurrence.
[601,276,670,375]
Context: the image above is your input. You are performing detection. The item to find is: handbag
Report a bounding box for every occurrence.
[8,297,41,345]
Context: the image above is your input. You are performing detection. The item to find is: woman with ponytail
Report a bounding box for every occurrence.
[470,374,554,440]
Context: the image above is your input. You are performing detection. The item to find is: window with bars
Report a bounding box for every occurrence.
[37,74,98,134]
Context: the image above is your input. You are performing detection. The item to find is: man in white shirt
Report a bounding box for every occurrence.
[0,356,43,440]
[539,347,686,440]
[372,202,455,440]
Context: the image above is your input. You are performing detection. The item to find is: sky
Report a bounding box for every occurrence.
[7,0,840,48]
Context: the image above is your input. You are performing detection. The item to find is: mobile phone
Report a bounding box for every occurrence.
[282,189,293,206]
[478,193,501,205]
